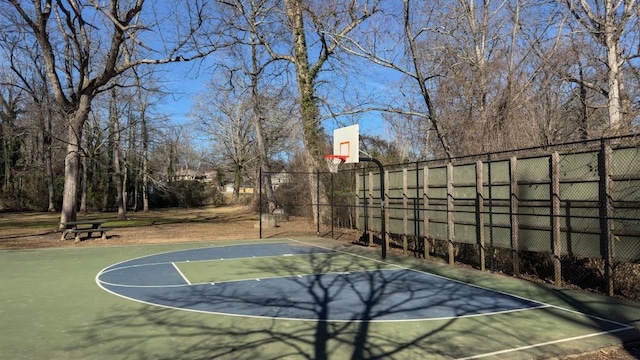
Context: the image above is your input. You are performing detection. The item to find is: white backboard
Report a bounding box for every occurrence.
[333,124,359,164]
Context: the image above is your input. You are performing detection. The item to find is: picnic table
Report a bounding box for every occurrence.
[59,220,111,242]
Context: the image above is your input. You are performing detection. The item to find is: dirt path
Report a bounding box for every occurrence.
[0,205,336,249]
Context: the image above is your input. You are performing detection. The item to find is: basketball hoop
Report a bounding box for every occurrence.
[324,155,347,173]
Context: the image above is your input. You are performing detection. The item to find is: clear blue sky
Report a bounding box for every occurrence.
[158,58,396,143]
[149,2,401,144]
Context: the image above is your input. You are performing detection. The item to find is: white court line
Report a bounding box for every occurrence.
[172,262,191,285]
[95,238,637,356]
[99,269,359,289]
[454,325,634,360]
[97,240,292,273]
[290,238,637,356]
[98,250,306,276]
[98,281,190,288]
[98,251,353,289]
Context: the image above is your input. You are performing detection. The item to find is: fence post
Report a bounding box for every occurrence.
[476,160,485,271]
[368,171,374,245]
[510,157,520,277]
[355,170,361,230]
[360,157,387,259]
[414,162,420,245]
[488,154,495,272]
[598,140,614,296]
[384,169,390,256]
[423,166,430,259]
[259,167,263,239]
[331,172,334,239]
[550,152,562,286]
[447,163,455,265]
[316,169,320,236]
[403,168,409,255]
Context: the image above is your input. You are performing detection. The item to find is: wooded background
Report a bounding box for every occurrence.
[1,1,638,228]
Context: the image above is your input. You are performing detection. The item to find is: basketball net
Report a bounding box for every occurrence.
[324,155,347,173]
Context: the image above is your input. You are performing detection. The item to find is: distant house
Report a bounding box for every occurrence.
[271,170,291,189]
[174,169,216,183]
[225,184,254,194]
[201,171,217,183]
[174,169,200,181]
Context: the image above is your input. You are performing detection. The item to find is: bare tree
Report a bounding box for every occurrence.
[139,86,151,212]
[4,0,228,227]
[1,31,60,211]
[215,0,287,212]
[0,84,21,194]
[132,68,157,212]
[339,1,454,159]
[246,0,380,223]
[563,0,638,134]
[108,89,126,220]
[342,0,583,156]
[191,89,255,201]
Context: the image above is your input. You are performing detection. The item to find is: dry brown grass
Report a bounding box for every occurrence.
[0,205,343,250]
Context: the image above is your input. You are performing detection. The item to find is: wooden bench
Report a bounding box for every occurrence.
[60,220,111,243]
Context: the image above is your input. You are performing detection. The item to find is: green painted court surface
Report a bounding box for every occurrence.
[177,253,398,284]
[2,238,640,359]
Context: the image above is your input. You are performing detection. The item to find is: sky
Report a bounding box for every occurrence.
[144,1,410,153]
[157,57,395,146]
[157,65,206,126]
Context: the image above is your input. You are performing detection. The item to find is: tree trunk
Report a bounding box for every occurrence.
[255,124,277,210]
[0,96,17,194]
[2,121,11,193]
[233,163,243,202]
[59,96,91,228]
[285,0,329,225]
[101,168,111,212]
[141,105,150,212]
[578,65,589,139]
[299,85,329,225]
[250,32,277,213]
[102,115,114,213]
[113,150,125,218]
[123,167,128,213]
[110,90,126,220]
[605,31,621,133]
[113,119,126,220]
[80,131,88,214]
[142,138,149,212]
[253,111,277,212]
[43,110,56,212]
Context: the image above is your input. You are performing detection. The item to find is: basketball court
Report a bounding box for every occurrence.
[2,237,639,359]
[97,241,547,321]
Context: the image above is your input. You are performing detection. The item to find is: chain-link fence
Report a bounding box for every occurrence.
[258,169,357,239]
[260,134,640,300]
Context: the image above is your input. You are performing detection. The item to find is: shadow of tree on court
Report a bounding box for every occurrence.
[68,243,633,359]
[394,252,640,358]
